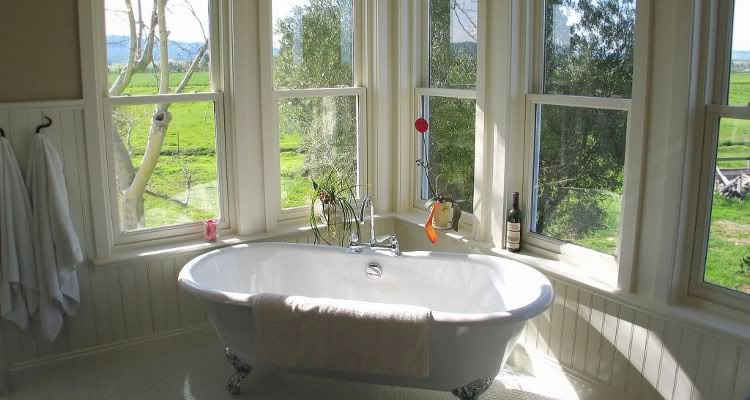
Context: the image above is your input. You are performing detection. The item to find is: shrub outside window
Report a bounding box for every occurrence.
[103,0,227,240]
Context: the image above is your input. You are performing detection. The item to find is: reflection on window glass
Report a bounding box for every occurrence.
[105,0,212,96]
[543,0,635,98]
[279,96,358,209]
[530,104,627,256]
[112,102,220,231]
[421,96,476,213]
[429,0,478,89]
[729,1,750,106]
[705,118,750,294]
[273,0,354,89]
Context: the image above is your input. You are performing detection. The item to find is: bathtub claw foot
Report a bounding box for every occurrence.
[225,348,252,395]
[451,377,493,400]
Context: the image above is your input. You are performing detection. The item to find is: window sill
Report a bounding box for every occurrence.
[390,211,621,293]
[91,220,322,269]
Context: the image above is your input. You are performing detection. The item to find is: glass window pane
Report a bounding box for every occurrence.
[112,101,220,232]
[420,96,476,213]
[273,0,354,90]
[530,104,627,255]
[428,0,478,89]
[543,0,635,98]
[730,1,750,106]
[279,96,358,209]
[105,0,212,96]
[704,118,750,294]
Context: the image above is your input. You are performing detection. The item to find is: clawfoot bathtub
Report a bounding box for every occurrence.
[178,242,553,399]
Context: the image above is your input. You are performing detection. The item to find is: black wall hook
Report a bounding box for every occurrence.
[35,116,52,134]
[0,127,5,138]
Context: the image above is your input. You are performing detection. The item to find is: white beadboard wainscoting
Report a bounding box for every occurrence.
[0,101,748,400]
[394,221,750,400]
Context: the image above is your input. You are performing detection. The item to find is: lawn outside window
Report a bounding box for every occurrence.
[414,0,479,221]
[98,0,231,246]
[689,0,750,309]
[260,0,368,229]
[521,0,649,287]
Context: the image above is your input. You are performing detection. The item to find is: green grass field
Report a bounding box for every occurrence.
[704,72,750,293]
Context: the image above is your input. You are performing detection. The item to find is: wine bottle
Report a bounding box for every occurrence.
[506,192,521,253]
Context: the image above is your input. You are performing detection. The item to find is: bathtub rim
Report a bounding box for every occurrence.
[178,242,554,327]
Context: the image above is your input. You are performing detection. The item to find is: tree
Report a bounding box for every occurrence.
[110,0,208,230]
[274,0,358,195]
[425,0,478,211]
[534,0,634,243]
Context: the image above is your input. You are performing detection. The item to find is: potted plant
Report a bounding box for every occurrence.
[415,118,462,243]
[309,169,361,246]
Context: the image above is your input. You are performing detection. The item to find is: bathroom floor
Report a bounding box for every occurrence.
[4,328,615,400]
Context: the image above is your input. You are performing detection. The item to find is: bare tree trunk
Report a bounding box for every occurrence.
[120,0,171,231]
[118,0,208,230]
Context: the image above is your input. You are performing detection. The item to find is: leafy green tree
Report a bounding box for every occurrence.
[424,0,478,212]
[534,0,634,247]
[274,0,357,202]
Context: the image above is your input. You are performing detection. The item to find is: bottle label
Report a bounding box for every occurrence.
[507,222,521,249]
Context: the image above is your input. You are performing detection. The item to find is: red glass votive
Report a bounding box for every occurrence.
[204,219,218,242]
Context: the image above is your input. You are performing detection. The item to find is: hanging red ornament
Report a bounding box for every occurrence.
[415,117,429,134]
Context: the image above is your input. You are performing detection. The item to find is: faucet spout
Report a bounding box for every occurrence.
[349,195,400,256]
[360,195,375,244]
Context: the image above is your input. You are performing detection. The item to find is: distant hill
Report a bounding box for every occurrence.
[107,35,206,65]
[733,50,750,61]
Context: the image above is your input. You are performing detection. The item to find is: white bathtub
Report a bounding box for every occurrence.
[178,242,553,398]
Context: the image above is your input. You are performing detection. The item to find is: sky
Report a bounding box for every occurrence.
[105,0,746,51]
[105,0,210,43]
[272,0,309,48]
[734,0,749,51]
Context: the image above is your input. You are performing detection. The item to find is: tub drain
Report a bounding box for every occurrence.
[365,263,382,280]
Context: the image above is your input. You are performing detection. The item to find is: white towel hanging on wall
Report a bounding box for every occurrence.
[26,132,83,341]
[0,135,38,330]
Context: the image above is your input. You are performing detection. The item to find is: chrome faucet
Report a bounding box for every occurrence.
[348,195,401,256]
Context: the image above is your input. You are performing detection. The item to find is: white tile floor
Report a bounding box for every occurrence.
[3,330,615,400]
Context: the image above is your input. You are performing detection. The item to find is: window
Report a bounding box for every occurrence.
[268,0,366,215]
[103,0,228,241]
[416,0,478,214]
[691,0,750,304]
[525,0,636,258]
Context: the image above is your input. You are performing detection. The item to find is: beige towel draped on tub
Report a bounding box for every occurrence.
[253,294,431,378]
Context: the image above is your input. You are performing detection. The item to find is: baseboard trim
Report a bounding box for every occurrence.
[9,323,214,374]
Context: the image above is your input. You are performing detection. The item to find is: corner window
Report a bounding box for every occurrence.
[270,0,365,213]
[416,0,478,213]
[103,0,228,239]
[691,0,750,303]
[526,0,635,257]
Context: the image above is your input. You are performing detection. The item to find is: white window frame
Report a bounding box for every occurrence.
[688,0,750,309]
[519,0,651,290]
[412,0,485,232]
[258,0,368,231]
[81,0,234,254]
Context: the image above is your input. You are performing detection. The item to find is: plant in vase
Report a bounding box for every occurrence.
[309,169,361,246]
[415,117,462,244]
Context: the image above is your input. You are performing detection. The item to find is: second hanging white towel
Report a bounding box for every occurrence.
[27,133,83,341]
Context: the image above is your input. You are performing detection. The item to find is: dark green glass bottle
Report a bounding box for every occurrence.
[506,192,521,253]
